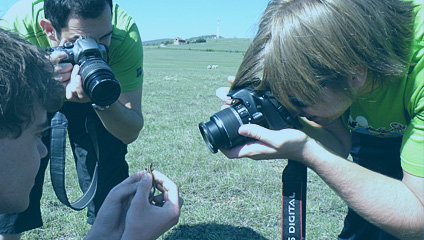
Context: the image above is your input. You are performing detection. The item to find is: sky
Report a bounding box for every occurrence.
[0,0,270,41]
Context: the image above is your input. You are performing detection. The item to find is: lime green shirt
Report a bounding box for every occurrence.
[342,0,424,177]
[0,0,144,92]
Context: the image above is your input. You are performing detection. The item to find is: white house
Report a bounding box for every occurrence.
[174,37,186,45]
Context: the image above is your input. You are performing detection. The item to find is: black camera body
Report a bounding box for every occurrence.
[199,87,303,153]
[49,36,121,107]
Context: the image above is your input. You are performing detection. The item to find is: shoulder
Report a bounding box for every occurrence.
[109,3,143,61]
[111,3,139,41]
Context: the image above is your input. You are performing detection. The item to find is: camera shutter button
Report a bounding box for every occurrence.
[63,42,74,48]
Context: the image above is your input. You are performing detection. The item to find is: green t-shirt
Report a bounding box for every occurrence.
[0,0,144,92]
[342,0,424,177]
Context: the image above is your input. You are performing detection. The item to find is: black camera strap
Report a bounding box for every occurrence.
[50,111,99,210]
[281,160,307,240]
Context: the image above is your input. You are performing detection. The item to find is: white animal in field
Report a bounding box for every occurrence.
[207,65,219,69]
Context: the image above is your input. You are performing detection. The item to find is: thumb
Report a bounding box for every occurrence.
[227,75,235,84]
[59,38,67,46]
[133,171,153,205]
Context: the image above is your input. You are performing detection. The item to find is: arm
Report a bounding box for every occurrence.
[305,139,424,240]
[300,117,351,158]
[222,124,424,239]
[94,86,144,144]
[63,65,144,144]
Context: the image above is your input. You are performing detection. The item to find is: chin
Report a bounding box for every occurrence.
[0,200,29,214]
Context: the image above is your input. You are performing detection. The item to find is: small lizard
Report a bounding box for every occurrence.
[146,163,156,201]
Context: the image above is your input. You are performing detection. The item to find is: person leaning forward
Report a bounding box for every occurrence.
[217,0,424,239]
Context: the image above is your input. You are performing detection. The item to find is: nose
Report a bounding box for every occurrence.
[293,111,301,117]
[37,139,48,159]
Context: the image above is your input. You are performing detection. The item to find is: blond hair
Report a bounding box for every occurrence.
[232,0,415,111]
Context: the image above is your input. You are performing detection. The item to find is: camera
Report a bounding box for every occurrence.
[48,36,121,107]
[199,87,303,153]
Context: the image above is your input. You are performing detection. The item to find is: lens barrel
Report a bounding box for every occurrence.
[79,59,121,107]
[199,106,247,153]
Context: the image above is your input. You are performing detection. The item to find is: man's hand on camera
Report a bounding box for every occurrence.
[64,64,90,103]
[49,38,89,103]
[50,38,73,82]
[220,124,318,163]
[216,76,235,109]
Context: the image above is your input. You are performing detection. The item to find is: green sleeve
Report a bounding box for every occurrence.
[401,2,424,177]
[401,60,424,177]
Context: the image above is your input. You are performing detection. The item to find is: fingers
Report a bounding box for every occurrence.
[59,38,67,46]
[216,76,235,108]
[216,87,232,105]
[124,170,147,185]
[151,171,180,208]
[50,50,72,82]
[227,75,235,84]
[220,124,281,159]
[65,65,90,102]
[53,63,73,82]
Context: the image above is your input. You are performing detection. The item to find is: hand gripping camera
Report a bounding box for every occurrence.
[48,36,121,107]
[199,87,303,153]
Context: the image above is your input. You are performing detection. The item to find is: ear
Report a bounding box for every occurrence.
[351,66,367,88]
[39,19,57,41]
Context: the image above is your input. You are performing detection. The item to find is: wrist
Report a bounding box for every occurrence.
[92,103,110,111]
[300,137,329,168]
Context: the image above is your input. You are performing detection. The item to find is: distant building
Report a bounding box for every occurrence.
[174,37,186,45]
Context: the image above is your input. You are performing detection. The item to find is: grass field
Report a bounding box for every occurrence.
[22,38,346,239]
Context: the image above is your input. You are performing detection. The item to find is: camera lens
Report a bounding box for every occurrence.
[79,59,121,107]
[199,105,248,153]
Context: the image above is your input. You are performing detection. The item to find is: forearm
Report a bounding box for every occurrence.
[303,139,424,239]
[95,101,144,144]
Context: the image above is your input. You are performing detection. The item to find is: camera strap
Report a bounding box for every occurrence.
[281,160,307,240]
[50,111,99,210]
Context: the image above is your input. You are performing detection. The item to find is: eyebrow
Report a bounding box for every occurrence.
[69,29,113,43]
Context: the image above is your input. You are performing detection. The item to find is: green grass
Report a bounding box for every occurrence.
[22,38,346,239]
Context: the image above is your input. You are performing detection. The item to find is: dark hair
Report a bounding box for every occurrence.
[44,0,113,35]
[0,28,64,138]
[232,0,416,111]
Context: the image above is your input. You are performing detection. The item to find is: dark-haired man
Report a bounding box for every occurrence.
[0,0,144,238]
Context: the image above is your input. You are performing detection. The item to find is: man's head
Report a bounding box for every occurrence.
[40,0,113,47]
[0,28,64,213]
[232,0,415,123]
